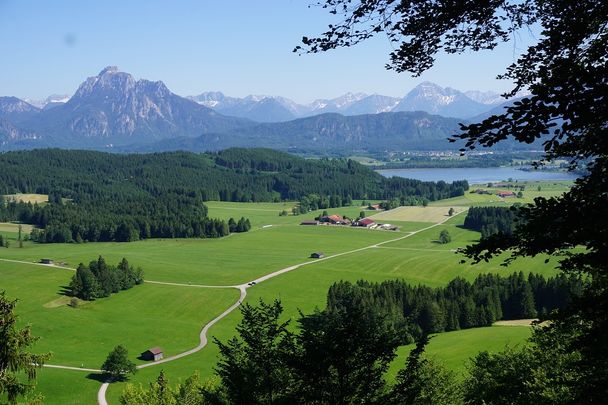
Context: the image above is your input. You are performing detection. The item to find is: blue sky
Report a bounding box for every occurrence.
[0,0,539,103]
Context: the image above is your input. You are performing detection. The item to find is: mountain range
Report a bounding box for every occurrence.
[0,67,526,153]
[187,82,513,123]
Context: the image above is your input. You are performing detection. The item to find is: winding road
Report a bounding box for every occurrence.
[0,210,465,405]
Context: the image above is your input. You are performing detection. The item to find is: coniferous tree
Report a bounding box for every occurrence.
[0,292,51,404]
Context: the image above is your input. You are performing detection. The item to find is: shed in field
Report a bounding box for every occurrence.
[142,347,164,361]
[310,252,325,259]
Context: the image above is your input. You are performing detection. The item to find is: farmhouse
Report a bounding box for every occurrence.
[368,204,382,210]
[497,191,516,198]
[142,347,164,361]
[356,218,375,227]
[320,214,348,225]
[40,258,54,265]
[300,220,319,226]
[310,252,325,259]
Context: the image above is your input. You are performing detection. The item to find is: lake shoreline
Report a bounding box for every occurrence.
[376,167,579,184]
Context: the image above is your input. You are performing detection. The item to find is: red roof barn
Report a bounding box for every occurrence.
[357,218,375,227]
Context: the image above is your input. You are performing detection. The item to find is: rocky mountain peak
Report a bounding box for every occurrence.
[99,66,120,75]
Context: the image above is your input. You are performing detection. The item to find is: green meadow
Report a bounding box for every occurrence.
[386,325,532,379]
[1,261,238,368]
[0,190,568,404]
[429,180,572,207]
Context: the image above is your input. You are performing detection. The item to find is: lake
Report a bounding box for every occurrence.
[376,167,579,184]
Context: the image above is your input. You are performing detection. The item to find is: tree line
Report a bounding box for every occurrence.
[69,257,143,300]
[294,179,468,214]
[463,206,520,239]
[0,197,250,243]
[326,272,581,344]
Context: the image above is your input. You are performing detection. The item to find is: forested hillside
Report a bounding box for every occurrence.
[0,148,466,242]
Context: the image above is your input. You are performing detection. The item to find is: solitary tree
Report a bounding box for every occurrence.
[299,0,607,400]
[0,292,51,404]
[101,345,137,381]
[448,208,454,216]
[438,230,451,244]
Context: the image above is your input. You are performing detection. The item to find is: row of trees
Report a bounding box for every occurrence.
[293,193,353,214]
[463,206,520,239]
[294,179,468,214]
[326,272,580,344]
[1,197,247,244]
[69,257,144,300]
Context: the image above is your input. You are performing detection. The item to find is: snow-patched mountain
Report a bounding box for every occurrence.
[15,67,251,147]
[308,92,368,115]
[0,97,40,123]
[464,90,505,105]
[26,94,71,110]
[190,92,299,122]
[393,82,491,118]
[190,84,505,122]
[342,94,401,115]
[189,91,402,122]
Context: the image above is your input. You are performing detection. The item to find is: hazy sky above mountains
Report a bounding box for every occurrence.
[0,0,540,103]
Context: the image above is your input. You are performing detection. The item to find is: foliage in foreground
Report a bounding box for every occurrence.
[0,292,51,404]
[296,0,607,400]
[122,298,458,404]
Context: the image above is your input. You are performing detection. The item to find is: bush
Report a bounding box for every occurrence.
[438,230,451,244]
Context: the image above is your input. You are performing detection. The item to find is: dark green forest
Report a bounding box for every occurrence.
[463,206,519,239]
[0,148,465,243]
[326,272,580,344]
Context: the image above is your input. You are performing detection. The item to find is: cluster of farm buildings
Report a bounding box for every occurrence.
[301,214,399,231]
[472,188,517,198]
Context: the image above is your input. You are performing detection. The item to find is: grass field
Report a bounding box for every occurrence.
[369,206,465,223]
[429,180,572,207]
[0,222,34,240]
[3,193,49,203]
[386,325,532,379]
[0,225,403,286]
[1,261,238,368]
[0,195,569,404]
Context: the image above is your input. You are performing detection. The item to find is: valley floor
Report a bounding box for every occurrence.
[0,185,566,404]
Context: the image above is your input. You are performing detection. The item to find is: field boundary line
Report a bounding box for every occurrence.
[374,246,458,252]
[0,258,75,271]
[144,280,238,289]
